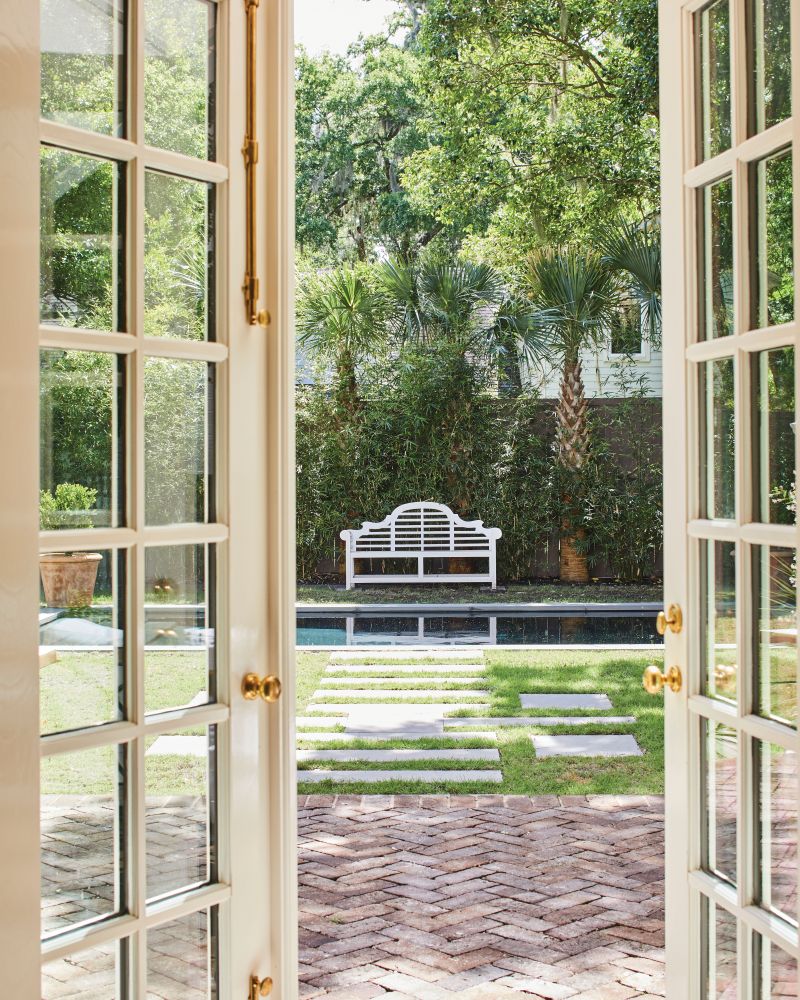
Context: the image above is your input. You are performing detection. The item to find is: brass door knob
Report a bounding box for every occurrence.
[242,673,282,703]
[643,664,683,695]
[657,603,683,635]
[250,974,273,998]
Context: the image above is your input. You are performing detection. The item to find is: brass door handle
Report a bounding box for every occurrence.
[643,664,682,695]
[657,603,683,635]
[242,673,282,703]
[249,974,273,998]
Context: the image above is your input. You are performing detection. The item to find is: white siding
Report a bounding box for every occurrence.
[524,343,663,400]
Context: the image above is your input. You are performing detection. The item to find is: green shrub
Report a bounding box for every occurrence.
[40,483,98,531]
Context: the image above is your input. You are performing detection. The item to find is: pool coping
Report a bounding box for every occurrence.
[296,601,663,615]
[297,643,664,652]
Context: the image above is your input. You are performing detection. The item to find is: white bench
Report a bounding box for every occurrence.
[340,502,502,590]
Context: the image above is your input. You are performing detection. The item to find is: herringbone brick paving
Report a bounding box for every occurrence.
[299,794,665,999]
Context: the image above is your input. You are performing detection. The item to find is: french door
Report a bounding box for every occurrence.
[660,0,799,994]
[0,0,297,997]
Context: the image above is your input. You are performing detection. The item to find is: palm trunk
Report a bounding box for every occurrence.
[556,357,590,584]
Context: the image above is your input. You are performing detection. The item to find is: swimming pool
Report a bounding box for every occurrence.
[296,611,662,647]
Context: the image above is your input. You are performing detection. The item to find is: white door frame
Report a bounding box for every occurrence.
[0,1,44,996]
[0,0,297,995]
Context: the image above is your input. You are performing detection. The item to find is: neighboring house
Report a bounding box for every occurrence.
[523,301,663,400]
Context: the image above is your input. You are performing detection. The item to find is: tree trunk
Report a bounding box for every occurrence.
[556,358,590,584]
[559,529,588,584]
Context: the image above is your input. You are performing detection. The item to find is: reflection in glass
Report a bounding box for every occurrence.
[40,148,124,331]
[40,549,125,735]
[144,357,211,525]
[40,745,125,935]
[753,348,795,524]
[40,350,123,531]
[701,359,736,520]
[704,541,737,702]
[696,0,732,161]
[751,150,794,328]
[756,936,798,998]
[145,0,216,160]
[145,726,216,900]
[700,178,734,339]
[145,545,215,714]
[41,0,125,136]
[755,546,796,725]
[147,908,218,999]
[42,941,121,999]
[756,741,798,922]
[748,0,791,134]
[703,720,738,886]
[144,171,214,341]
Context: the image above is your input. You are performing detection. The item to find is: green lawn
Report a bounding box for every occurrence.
[41,646,667,798]
[296,649,665,796]
[297,582,663,605]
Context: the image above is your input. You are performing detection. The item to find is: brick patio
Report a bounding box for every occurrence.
[299,794,666,1000]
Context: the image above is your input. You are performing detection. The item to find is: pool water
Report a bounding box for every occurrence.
[297,613,661,647]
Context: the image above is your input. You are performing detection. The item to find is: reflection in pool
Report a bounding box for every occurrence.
[297,613,662,647]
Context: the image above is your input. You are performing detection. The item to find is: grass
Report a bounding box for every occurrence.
[297,582,663,606]
[296,648,665,796]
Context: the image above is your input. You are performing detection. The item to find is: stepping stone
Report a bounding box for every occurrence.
[330,650,483,660]
[446,716,635,728]
[309,703,490,714]
[320,676,485,686]
[296,731,498,743]
[311,689,490,700]
[298,769,503,784]
[326,664,487,674]
[531,734,643,758]
[146,735,207,757]
[296,749,501,763]
[520,693,613,710]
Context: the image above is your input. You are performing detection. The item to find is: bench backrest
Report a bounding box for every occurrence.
[340,502,502,554]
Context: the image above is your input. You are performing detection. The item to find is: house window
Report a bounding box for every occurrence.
[609,300,644,357]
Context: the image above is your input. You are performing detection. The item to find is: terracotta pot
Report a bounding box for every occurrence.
[39,552,102,608]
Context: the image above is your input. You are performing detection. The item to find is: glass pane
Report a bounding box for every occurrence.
[144,357,212,525]
[41,0,125,136]
[696,0,732,161]
[757,741,798,922]
[701,359,736,520]
[145,725,216,900]
[753,348,795,524]
[755,546,797,725]
[703,720,738,885]
[704,541,738,701]
[144,171,214,341]
[40,549,125,734]
[42,941,122,999]
[41,745,125,935]
[145,545,215,714]
[40,350,124,530]
[700,178,735,339]
[751,149,794,328]
[40,148,124,331]
[147,909,218,1000]
[756,936,798,998]
[144,0,216,160]
[706,899,738,997]
[748,0,791,134]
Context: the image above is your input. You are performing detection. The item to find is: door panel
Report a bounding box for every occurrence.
[660,0,799,994]
[7,0,299,996]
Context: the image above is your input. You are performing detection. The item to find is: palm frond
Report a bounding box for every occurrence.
[598,219,662,346]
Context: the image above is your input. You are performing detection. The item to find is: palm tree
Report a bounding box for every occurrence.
[296,267,382,414]
[598,218,662,346]
[525,248,622,583]
[378,258,537,373]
